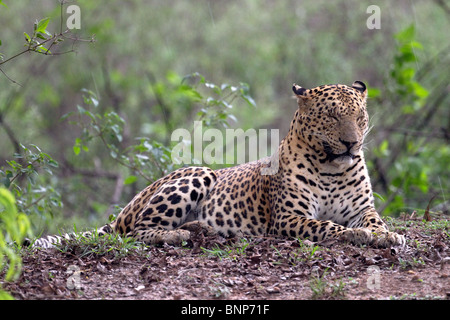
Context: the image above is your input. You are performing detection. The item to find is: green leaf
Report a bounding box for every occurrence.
[412,82,429,99]
[205,82,222,95]
[36,33,47,40]
[73,138,82,155]
[124,176,137,185]
[241,93,256,107]
[72,145,81,156]
[60,111,74,122]
[24,32,31,43]
[373,192,385,202]
[409,41,423,50]
[36,17,50,34]
[401,105,415,114]
[239,83,256,107]
[374,139,389,157]
[36,45,50,54]
[400,67,415,81]
[367,88,381,99]
[394,24,415,43]
[76,104,86,114]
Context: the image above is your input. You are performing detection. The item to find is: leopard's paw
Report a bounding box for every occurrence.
[180,221,218,237]
[339,228,373,245]
[166,229,191,245]
[339,228,405,247]
[150,229,191,245]
[372,229,406,247]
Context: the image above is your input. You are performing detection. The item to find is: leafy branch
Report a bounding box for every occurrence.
[0,144,62,218]
[0,1,95,86]
[65,72,257,185]
[368,24,449,214]
[65,89,169,183]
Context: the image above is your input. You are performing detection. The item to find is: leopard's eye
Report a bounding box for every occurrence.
[328,114,339,122]
[357,116,367,126]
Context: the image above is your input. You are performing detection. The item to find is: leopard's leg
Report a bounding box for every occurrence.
[130,168,217,245]
[270,210,404,247]
[346,208,406,247]
[270,214,353,243]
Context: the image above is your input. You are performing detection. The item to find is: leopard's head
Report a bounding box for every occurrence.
[292,81,369,166]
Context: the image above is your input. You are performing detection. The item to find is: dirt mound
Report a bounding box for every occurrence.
[3,214,449,301]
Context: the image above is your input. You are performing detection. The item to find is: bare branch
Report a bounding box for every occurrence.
[0,67,22,86]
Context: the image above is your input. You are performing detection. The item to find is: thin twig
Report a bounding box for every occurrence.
[0,67,22,86]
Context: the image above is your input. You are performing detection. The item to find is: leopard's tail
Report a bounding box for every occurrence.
[23,224,114,249]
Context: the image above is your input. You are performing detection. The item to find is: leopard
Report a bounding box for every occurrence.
[29,80,406,249]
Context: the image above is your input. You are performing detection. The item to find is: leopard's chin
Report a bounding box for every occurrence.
[332,154,355,166]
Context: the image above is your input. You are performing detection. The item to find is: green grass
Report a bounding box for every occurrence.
[389,293,444,300]
[386,213,450,235]
[201,238,252,260]
[52,228,150,260]
[271,238,324,266]
[309,268,348,299]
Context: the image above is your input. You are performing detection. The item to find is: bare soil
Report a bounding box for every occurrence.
[3,214,450,301]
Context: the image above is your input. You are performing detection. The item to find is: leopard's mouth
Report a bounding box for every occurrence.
[326,151,355,163]
[322,142,356,163]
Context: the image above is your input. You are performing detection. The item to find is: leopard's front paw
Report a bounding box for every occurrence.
[156,229,191,245]
[339,228,374,245]
[372,229,406,247]
[339,228,406,247]
[180,221,218,237]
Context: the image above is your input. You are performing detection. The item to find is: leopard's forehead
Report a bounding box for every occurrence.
[310,84,362,99]
[308,84,366,112]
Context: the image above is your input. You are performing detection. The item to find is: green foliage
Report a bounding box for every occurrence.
[309,268,329,299]
[390,25,429,114]
[64,72,255,184]
[23,17,53,55]
[0,1,94,87]
[0,144,62,219]
[65,88,174,182]
[367,24,449,215]
[0,188,30,299]
[185,72,256,129]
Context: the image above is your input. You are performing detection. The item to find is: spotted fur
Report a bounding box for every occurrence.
[30,81,405,248]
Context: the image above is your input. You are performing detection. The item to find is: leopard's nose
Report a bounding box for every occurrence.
[339,139,357,150]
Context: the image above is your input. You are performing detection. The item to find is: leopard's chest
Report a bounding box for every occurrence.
[278,163,369,225]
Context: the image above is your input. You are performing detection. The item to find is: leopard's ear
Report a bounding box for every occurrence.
[292,84,307,97]
[292,83,310,112]
[352,81,367,95]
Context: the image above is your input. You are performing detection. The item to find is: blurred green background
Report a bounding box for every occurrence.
[0,0,448,236]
